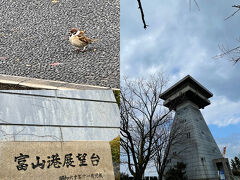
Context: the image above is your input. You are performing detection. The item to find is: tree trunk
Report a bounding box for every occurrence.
[134,168,144,180]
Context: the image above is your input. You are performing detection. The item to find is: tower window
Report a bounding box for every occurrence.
[186,132,191,138]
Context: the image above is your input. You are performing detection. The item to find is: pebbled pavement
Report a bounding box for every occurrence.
[0,0,120,88]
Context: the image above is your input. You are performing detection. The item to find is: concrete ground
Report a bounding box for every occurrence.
[0,0,120,88]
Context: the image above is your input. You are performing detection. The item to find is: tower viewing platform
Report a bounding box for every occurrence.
[160,75,213,110]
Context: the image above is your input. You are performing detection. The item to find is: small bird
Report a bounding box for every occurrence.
[69,28,98,52]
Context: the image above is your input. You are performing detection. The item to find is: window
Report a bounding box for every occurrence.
[186,132,191,138]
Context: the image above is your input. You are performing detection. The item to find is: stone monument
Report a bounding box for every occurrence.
[160,75,233,180]
[0,141,114,180]
[0,90,119,179]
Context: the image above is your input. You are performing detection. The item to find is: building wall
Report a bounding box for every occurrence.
[165,101,223,180]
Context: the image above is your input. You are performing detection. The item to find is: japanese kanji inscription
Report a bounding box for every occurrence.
[0,141,114,180]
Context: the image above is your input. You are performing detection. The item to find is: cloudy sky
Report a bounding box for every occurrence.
[121,0,240,175]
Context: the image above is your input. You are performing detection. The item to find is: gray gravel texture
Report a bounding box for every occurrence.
[0,0,120,88]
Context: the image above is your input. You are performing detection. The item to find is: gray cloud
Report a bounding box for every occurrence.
[121,0,240,101]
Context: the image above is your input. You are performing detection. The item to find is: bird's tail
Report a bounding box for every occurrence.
[91,39,99,42]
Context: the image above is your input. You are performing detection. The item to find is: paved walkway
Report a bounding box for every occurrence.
[0,0,120,88]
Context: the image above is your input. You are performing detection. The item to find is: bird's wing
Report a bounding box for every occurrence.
[78,35,93,44]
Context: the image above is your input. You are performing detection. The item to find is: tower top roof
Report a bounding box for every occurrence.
[160,75,213,110]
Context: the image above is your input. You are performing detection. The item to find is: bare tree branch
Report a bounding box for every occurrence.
[120,74,178,179]
[189,0,200,11]
[137,0,148,29]
[193,0,200,11]
[213,4,240,64]
[154,111,190,180]
[136,0,202,29]
[213,40,240,64]
[225,5,240,20]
